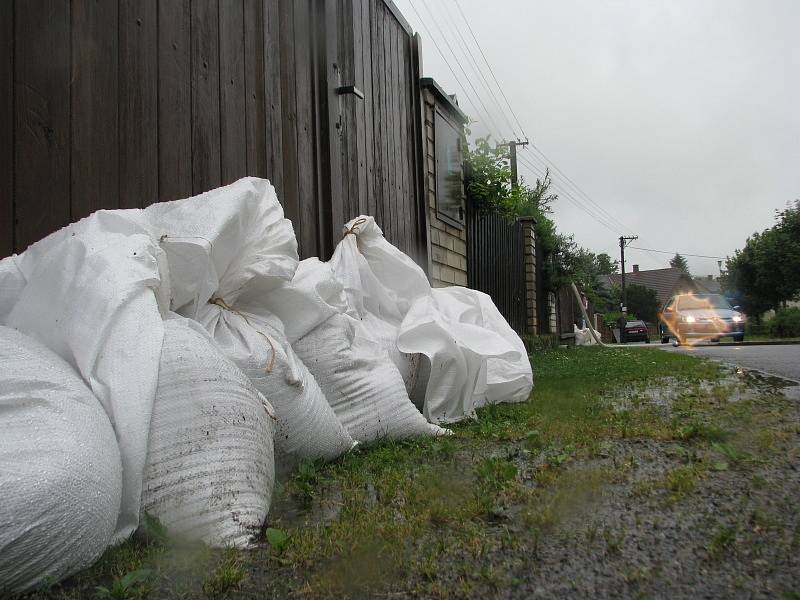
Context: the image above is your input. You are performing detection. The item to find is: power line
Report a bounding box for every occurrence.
[452,0,529,139]
[516,155,625,235]
[627,246,727,260]
[438,0,520,139]
[515,154,622,232]
[448,3,633,233]
[415,0,509,139]
[403,0,492,135]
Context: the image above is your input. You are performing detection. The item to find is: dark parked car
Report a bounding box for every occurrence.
[658,293,745,344]
[623,320,650,343]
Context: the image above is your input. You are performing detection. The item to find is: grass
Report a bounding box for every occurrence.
[31,346,798,598]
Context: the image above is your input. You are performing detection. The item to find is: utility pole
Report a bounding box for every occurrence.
[618,235,638,343]
[498,140,529,186]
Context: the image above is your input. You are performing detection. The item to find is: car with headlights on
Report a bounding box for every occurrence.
[658,293,745,344]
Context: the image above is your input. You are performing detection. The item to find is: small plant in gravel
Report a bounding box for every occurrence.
[707,526,737,559]
[94,569,153,600]
[201,547,245,598]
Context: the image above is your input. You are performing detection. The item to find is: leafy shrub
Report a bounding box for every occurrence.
[767,306,800,338]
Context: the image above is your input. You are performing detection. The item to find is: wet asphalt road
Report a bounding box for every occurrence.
[659,343,800,382]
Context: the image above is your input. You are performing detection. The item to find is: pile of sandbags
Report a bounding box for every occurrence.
[0,177,532,594]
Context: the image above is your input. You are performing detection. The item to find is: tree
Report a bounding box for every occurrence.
[669,253,690,274]
[623,285,660,323]
[722,200,800,318]
[595,253,619,275]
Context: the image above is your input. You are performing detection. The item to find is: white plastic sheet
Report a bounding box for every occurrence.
[0,327,122,595]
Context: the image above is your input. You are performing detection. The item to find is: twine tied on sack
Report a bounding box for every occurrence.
[209,297,277,374]
[342,217,368,238]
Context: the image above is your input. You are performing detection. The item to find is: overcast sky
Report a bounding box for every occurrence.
[394,0,800,276]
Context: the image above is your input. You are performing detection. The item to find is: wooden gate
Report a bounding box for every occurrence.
[466,203,527,334]
[1,0,426,265]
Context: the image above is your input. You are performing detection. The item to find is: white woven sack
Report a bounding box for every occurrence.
[0,327,122,595]
[328,223,421,394]
[141,317,275,547]
[195,302,355,466]
[340,216,533,423]
[5,229,167,542]
[294,312,449,443]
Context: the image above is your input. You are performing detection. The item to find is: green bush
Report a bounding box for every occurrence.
[767,306,800,338]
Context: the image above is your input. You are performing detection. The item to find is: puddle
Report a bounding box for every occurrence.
[268,478,346,529]
[605,366,798,413]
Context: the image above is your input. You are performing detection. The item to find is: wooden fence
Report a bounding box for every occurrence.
[1,0,426,264]
[465,202,527,334]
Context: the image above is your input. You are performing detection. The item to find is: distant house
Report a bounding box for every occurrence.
[693,275,722,294]
[600,265,698,307]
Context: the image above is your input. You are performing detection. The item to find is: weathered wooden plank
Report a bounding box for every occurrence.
[191,0,221,194]
[358,0,375,220]
[263,0,284,193]
[0,1,14,255]
[393,23,407,252]
[119,0,158,208]
[384,11,398,245]
[158,0,192,202]
[336,0,354,227]
[396,25,410,253]
[278,0,299,230]
[411,32,431,272]
[71,0,119,219]
[351,0,367,218]
[320,0,341,255]
[372,3,386,234]
[14,0,71,251]
[244,0,266,178]
[293,0,318,257]
[219,0,246,184]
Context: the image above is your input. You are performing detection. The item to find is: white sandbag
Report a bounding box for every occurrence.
[329,221,421,393]
[294,312,448,443]
[141,318,275,547]
[0,327,122,595]
[143,178,354,463]
[143,177,298,316]
[0,255,26,323]
[257,258,349,343]
[5,229,167,542]
[195,301,356,464]
[574,323,600,346]
[339,216,532,423]
[438,287,533,407]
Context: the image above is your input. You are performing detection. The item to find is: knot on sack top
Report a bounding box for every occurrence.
[209,297,276,374]
[342,217,368,239]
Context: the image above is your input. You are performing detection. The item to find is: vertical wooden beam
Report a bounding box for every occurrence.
[158,0,192,202]
[263,0,283,193]
[277,0,299,230]
[119,0,158,208]
[0,1,14,255]
[243,0,266,178]
[71,0,119,219]
[219,0,246,184]
[411,33,431,275]
[14,0,71,251]
[191,0,221,194]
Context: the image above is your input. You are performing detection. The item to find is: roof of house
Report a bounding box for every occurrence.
[694,276,722,294]
[600,267,698,306]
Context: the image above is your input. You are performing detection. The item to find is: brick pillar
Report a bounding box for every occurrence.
[519,217,537,334]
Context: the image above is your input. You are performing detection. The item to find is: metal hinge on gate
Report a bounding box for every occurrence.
[336,85,365,99]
